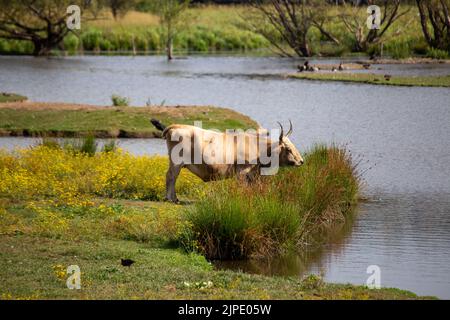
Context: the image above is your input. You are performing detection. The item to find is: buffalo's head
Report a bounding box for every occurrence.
[277,121,304,167]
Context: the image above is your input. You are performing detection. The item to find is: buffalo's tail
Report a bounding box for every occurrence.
[150,118,166,132]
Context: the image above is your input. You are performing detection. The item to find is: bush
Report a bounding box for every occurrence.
[111,94,130,107]
[63,34,80,53]
[81,29,103,51]
[182,145,360,260]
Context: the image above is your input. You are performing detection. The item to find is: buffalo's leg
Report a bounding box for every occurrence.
[165,163,182,203]
[236,166,258,184]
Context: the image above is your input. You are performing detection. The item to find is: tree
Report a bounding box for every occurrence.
[0,0,100,56]
[416,0,450,52]
[338,0,410,52]
[146,0,190,60]
[248,0,315,57]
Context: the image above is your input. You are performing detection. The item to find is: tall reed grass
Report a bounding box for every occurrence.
[182,145,360,260]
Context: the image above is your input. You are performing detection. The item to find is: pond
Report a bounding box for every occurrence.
[1,55,450,298]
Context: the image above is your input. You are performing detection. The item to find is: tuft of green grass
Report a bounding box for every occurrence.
[101,140,117,153]
[183,145,360,260]
[426,48,450,60]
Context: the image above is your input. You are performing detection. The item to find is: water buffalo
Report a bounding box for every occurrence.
[151,119,304,202]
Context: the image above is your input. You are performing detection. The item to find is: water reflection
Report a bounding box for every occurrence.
[214,217,355,277]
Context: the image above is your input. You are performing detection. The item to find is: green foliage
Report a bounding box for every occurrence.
[426,48,450,60]
[183,145,360,260]
[301,274,324,290]
[111,94,130,107]
[0,4,448,58]
[63,35,80,53]
[386,41,412,60]
[0,93,27,103]
[63,135,98,156]
[102,140,117,153]
[0,105,258,138]
[81,29,103,51]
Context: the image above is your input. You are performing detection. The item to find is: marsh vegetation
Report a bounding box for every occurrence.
[0,2,449,60]
[0,142,430,299]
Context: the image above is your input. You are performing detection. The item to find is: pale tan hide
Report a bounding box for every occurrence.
[153,122,304,202]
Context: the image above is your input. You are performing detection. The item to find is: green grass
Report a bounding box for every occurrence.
[0,105,258,138]
[0,93,27,103]
[0,233,434,300]
[184,145,360,260]
[0,198,434,300]
[290,73,450,88]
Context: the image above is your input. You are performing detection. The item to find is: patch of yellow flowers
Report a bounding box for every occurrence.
[0,146,204,202]
[52,264,67,280]
[0,146,205,241]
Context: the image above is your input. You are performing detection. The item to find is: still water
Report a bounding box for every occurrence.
[1,55,450,298]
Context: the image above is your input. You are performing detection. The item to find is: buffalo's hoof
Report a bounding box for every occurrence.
[164,197,179,204]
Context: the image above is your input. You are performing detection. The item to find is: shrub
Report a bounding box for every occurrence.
[111,94,130,107]
[81,29,103,51]
[63,34,80,52]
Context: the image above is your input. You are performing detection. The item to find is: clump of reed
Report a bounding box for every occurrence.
[182,144,360,260]
[41,136,98,156]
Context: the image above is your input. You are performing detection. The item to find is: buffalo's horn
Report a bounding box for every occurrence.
[277,121,284,140]
[286,120,293,137]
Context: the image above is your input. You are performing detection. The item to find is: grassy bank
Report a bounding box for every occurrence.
[290,73,450,88]
[0,102,257,138]
[0,145,432,299]
[0,234,431,300]
[0,93,27,103]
